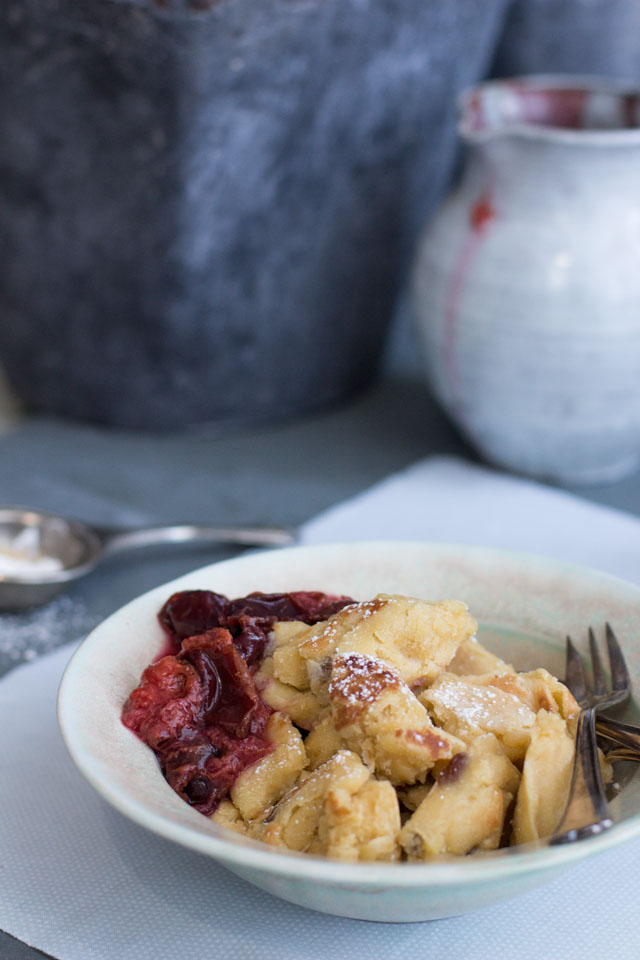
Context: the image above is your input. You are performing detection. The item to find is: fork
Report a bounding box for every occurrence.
[596,715,640,758]
[551,623,630,844]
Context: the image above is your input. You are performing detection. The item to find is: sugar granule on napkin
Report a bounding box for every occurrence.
[0,595,99,675]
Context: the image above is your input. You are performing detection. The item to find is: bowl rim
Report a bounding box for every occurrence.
[57,539,640,886]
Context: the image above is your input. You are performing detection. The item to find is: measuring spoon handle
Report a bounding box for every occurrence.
[98,523,297,555]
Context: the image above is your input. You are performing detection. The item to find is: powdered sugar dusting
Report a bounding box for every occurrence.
[0,595,100,676]
[330,653,401,728]
[354,597,393,620]
[428,676,536,729]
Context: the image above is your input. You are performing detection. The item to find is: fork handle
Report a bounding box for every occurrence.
[551,708,613,844]
[597,715,640,754]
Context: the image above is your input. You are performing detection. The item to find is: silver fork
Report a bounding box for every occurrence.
[596,715,640,758]
[551,623,631,844]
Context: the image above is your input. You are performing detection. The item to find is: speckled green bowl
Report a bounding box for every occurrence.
[57,542,640,922]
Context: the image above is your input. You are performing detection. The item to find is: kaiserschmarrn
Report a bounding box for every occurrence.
[122,588,590,862]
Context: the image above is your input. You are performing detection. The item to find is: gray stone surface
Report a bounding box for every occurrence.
[0,935,55,960]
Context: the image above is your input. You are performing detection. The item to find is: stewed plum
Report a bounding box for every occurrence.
[122,589,353,815]
[159,589,353,666]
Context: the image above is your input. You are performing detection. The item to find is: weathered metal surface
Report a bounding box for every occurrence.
[0,0,507,427]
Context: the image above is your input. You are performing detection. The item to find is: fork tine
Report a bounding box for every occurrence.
[589,627,606,696]
[606,622,631,692]
[565,635,588,701]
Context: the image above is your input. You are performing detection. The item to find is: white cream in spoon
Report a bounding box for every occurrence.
[0,526,63,580]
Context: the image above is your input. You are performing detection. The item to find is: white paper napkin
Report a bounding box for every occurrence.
[2,456,640,960]
[302,455,640,582]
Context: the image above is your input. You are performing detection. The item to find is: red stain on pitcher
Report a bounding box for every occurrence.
[414,76,640,483]
[442,190,496,419]
[470,193,496,232]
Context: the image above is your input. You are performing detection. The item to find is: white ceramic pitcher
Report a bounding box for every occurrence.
[412,76,640,485]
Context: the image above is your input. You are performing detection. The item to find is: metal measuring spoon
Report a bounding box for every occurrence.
[0,505,296,611]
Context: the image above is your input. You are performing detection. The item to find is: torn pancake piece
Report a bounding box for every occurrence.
[400,734,520,859]
[230,712,307,821]
[511,710,574,844]
[272,595,477,698]
[259,750,371,852]
[330,653,466,784]
[319,778,401,862]
[420,673,537,763]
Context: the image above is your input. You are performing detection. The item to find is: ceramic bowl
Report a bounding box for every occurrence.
[57,541,640,922]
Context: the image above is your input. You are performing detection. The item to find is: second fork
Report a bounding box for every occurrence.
[551,624,630,843]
